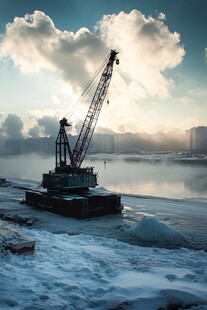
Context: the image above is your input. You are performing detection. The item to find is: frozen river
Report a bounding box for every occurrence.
[1,153,207,200]
[1,154,207,309]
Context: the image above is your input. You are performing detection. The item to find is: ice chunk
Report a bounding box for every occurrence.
[134,216,186,246]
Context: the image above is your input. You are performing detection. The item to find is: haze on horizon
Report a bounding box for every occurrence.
[0,0,207,140]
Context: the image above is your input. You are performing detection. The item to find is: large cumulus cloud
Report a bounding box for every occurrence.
[98,9,185,98]
[0,10,185,133]
[0,10,184,96]
[28,115,60,137]
[0,11,106,89]
[1,114,24,139]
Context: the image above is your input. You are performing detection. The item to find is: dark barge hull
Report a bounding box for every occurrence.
[25,189,123,218]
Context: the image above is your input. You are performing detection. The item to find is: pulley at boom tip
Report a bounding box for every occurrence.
[109,50,119,65]
[59,117,71,127]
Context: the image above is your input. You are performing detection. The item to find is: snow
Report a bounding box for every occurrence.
[1,229,207,310]
[0,179,207,309]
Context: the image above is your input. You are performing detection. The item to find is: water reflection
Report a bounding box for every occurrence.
[0,154,207,199]
[186,174,207,192]
[86,156,207,199]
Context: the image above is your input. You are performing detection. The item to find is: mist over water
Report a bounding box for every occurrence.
[92,156,207,199]
[1,154,207,200]
[0,154,54,182]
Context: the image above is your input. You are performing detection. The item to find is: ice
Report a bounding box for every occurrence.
[134,215,187,247]
[0,178,207,309]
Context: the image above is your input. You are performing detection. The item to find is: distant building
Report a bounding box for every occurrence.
[138,131,185,152]
[185,126,207,153]
[2,130,187,155]
[4,138,22,155]
[90,134,115,153]
[115,133,139,153]
[4,137,56,155]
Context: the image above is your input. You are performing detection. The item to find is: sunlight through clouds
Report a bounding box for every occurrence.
[0,9,185,97]
[0,9,185,134]
[97,9,184,98]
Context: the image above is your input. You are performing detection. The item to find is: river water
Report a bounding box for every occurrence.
[1,153,207,200]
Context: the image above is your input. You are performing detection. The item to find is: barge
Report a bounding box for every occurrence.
[25,189,122,218]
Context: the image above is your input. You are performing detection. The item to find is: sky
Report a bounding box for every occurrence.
[0,0,207,139]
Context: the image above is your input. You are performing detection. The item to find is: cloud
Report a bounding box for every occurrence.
[97,9,185,98]
[177,117,206,131]
[28,125,41,138]
[0,10,185,134]
[178,96,195,105]
[28,115,60,137]
[1,114,24,139]
[158,12,166,21]
[0,11,106,90]
[0,10,184,97]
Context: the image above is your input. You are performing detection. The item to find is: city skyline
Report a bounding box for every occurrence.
[0,0,207,139]
[1,130,187,155]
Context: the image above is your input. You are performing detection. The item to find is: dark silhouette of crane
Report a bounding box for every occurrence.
[42,50,119,192]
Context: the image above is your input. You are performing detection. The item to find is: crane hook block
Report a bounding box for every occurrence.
[116,59,119,65]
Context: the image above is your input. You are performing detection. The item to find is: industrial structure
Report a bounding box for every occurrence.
[25,50,122,217]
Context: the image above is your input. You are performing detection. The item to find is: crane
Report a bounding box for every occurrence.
[42,50,119,192]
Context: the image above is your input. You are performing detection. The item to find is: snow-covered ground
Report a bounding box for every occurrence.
[0,179,207,310]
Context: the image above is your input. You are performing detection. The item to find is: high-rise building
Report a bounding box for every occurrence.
[115,133,139,153]
[4,137,56,155]
[91,134,115,153]
[185,126,207,153]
